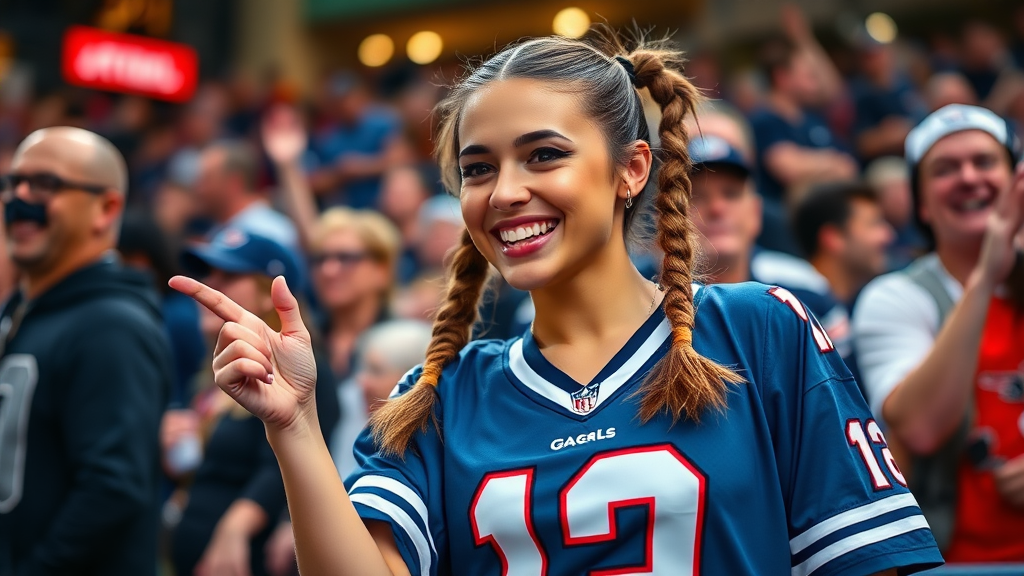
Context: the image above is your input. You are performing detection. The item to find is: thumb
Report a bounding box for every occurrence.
[271,276,305,336]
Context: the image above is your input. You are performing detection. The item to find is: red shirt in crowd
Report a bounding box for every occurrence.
[946,296,1024,563]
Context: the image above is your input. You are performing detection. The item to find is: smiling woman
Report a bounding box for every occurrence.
[172,26,942,576]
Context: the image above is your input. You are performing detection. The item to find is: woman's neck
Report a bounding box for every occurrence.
[530,241,658,349]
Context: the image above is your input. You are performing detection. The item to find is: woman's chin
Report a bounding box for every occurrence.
[498,264,558,293]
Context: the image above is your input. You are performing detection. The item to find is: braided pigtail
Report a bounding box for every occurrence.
[370,229,490,456]
[628,49,744,424]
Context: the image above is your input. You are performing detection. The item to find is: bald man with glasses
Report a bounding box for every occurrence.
[0,127,171,575]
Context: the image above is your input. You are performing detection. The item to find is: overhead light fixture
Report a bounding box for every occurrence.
[865,13,898,44]
[553,7,590,38]
[358,34,394,67]
[407,31,443,65]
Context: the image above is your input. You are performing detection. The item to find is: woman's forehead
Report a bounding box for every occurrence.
[457,78,593,146]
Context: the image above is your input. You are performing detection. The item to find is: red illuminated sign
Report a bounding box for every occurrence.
[61,26,198,103]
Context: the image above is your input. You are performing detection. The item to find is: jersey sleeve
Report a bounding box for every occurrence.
[761,286,944,576]
[344,366,446,576]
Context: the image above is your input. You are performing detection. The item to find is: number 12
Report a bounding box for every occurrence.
[469,444,705,576]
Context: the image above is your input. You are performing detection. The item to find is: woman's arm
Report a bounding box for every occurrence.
[170,275,411,576]
[267,417,410,576]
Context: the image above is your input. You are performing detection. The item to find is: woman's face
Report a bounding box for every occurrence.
[457,78,638,291]
[312,228,390,310]
[200,270,269,338]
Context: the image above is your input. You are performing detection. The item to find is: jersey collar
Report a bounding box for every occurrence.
[506,304,671,418]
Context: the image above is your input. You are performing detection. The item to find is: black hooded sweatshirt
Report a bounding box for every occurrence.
[0,256,170,576]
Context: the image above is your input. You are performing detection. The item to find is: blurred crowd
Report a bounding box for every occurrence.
[3,4,1024,575]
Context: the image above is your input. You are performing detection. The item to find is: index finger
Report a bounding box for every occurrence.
[169,275,247,323]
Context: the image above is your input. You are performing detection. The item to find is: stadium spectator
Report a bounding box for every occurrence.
[413,193,464,275]
[959,21,1019,105]
[792,181,894,307]
[169,227,338,576]
[0,127,171,575]
[924,72,979,113]
[852,104,1024,560]
[166,85,229,190]
[306,72,405,209]
[377,165,432,283]
[749,6,857,206]
[688,134,854,360]
[865,156,929,269]
[331,319,432,477]
[309,208,401,377]
[850,39,926,161]
[193,139,300,253]
[117,210,205,408]
[393,194,466,321]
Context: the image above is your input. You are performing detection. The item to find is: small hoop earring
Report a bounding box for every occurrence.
[625,188,633,209]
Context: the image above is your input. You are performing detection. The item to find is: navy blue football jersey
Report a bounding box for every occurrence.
[345,282,942,576]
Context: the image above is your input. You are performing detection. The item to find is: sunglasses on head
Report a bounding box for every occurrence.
[311,251,371,267]
[0,172,110,204]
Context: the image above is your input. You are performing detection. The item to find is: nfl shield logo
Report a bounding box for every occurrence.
[570,382,601,415]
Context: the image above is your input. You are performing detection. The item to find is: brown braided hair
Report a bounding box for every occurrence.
[627,47,745,423]
[370,229,490,456]
[371,28,743,456]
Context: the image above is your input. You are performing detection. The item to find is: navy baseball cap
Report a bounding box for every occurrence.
[688,135,751,177]
[182,227,305,291]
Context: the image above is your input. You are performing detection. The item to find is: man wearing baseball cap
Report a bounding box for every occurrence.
[852,104,1024,561]
[688,134,854,362]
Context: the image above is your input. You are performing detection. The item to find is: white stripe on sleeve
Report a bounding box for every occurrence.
[351,475,436,556]
[350,492,432,576]
[790,492,919,554]
[791,514,931,576]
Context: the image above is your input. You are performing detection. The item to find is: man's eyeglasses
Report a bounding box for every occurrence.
[310,251,371,268]
[0,173,110,204]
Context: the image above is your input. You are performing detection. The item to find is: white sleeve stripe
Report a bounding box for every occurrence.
[350,493,432,576]
[790,493,920,554]
[791,514,930,576]
[350,475,436,555]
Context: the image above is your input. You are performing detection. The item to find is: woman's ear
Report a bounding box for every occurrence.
[618,140,654,202]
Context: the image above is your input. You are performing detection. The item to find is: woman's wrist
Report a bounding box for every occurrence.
[265,403,321,446]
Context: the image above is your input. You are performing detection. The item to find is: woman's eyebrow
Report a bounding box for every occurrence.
[513,130,572,148]
[458,144,489,158]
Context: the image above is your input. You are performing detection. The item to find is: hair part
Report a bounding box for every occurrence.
[371,27,743,456]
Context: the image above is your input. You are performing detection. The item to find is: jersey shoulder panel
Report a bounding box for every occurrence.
[696,281,851,391]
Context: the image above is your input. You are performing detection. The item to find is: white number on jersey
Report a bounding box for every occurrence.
[846,419,907,490]
[768,287,835,353]
[0,355,39,513]
[470,444,705,575]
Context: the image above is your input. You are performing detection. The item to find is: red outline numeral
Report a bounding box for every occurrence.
[559,444,705,576]
[846,419,906,490]
[768,287,835,353]
[470,468,549,576]
[470,446,705,575]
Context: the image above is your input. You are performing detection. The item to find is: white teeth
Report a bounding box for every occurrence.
[499,220,558,244]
